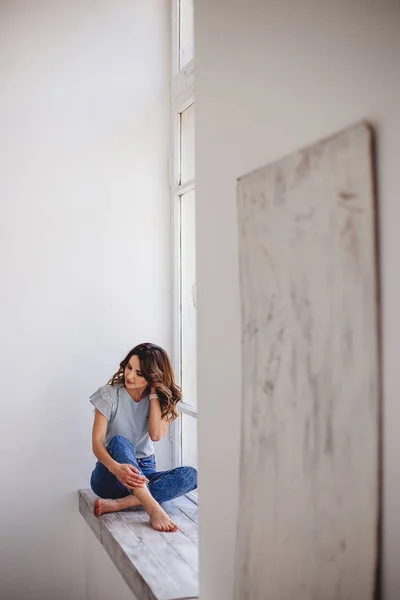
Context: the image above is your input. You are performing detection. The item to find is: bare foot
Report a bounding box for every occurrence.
[149,505,178,532]
[94,498,119,516]
[94,495,140,517]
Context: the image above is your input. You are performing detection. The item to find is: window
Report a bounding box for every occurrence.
[170,0,197,501]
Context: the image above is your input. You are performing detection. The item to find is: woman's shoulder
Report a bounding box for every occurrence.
[90,383,123,402]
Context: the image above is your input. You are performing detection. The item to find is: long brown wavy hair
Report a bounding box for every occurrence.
[107,343,181,423]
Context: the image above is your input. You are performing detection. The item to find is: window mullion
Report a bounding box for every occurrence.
[178,402,198,418]
[171,0,196,476]
[175,179,195,197]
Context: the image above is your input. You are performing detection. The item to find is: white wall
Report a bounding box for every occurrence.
[196,2,400,599]
[0,2,170,599]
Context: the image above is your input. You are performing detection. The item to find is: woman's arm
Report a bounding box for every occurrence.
[148,388,168,442]
[92,409,120,473]
[92,409,147,487]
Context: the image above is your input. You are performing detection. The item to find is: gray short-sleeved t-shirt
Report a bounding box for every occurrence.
[90,384,154,459]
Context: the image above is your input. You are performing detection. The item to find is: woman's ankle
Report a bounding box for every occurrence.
[146,500,165,517]
[116,495,140,509]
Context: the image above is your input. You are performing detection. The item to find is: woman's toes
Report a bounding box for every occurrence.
[94,499,102,517]
[149,506,178,532]
[167,520,177,532]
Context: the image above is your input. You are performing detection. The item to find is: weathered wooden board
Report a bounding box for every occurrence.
[79,490,199,600]
[234,123,380,600]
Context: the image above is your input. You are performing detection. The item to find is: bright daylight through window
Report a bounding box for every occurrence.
[170,0,197,501]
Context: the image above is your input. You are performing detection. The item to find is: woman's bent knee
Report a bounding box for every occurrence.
[181,466,197,490]
[90,471,130,500]
[107,435,135,450]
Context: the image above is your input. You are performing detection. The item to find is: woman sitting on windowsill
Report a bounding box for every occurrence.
[90,342,197,533]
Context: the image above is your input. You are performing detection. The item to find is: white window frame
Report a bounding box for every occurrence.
[169,0,197,503]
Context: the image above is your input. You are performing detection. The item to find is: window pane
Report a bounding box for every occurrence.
[179,0,194,69]
[180,189,196,408]
[181,413,197,469]
[180,103,195,184]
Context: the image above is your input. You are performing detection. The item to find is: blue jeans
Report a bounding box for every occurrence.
[90,435,197,504]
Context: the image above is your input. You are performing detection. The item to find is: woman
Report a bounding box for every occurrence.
[90,342,197,532]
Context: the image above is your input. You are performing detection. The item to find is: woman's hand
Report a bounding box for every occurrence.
[112,463,148,489]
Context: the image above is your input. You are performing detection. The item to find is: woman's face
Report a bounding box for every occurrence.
[124,355,148,391]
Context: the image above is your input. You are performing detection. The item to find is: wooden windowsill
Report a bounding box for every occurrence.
[79,490,199,600]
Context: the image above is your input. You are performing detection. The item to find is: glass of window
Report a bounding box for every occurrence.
[181,413,198,469]
[180,102,195,184]
[180,188,196,408]
[179,0,194,69]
